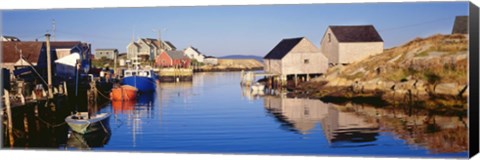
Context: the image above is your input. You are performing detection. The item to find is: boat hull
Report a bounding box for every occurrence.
[110,85,138,101]
[121,76,156,93]
[65,113,111,134]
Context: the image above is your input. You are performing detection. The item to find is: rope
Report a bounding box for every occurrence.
[95,88,110,100]
[99,120,110,135]
[36,116,67,128]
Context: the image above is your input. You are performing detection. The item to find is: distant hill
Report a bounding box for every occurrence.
[219,55,263,62]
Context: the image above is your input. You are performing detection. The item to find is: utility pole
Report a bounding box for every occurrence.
[45,33,53,99]
[52,19,56,41]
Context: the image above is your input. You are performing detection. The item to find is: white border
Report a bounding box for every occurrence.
[0,0,478,160]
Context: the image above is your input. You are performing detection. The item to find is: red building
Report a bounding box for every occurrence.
[155,51,191,68]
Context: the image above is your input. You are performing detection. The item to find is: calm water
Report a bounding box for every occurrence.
[3,72,468,158]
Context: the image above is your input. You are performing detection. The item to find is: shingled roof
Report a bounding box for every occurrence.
[452,16,468,34]
[2,41,44,63]
[329,25,383,42]
[164,41,176,50]
[165,51,188,60]
[264,37,304,59]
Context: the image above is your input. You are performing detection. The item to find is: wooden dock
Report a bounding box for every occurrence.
[157,68,193,82]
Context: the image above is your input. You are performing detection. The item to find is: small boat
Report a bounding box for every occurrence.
[251,82,265,91]
[66,130,111,150]
[110,85,138,101]
[65,112,111,134]
[121,57,156,93]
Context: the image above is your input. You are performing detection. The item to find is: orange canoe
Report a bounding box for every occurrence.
[110,85,138,101]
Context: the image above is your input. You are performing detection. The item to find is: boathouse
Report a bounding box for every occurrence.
[95,48,118,60]
[320,25,384,65]
[156,50,191,68]
[452,16,468,34]
[263,37,328,86]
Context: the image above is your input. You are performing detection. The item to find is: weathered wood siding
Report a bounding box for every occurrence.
[320,28,340,64]
[264,59,282,74]
[338,42,383,64]
[281,38,328,75]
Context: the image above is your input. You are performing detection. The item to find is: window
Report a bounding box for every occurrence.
[304,59,309,64]
[328,33,331,42]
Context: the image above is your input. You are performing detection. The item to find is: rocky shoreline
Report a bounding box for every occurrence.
[289,34,468,116]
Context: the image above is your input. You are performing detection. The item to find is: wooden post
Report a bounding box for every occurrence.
[294,74,298,86]
[63,81,68,96]
[45,34,53,99]
[4,89,14,147]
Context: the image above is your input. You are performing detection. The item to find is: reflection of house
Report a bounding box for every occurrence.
[155,51,191,68]
[95,48,118,60]
[263,96,379,145]
[1,35,21,42]
[452,16,468,34]
[184,46,205,63]
[127,38,176,61]
[320,25,384,65]
[204,56,218,65]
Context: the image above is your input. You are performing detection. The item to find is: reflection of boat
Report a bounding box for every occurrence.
[112,100,136,114]
[121,57,156,93]
[251,82,265,91]
[66,130,111,150]
[65,112,111,134]
[110,85,138,101]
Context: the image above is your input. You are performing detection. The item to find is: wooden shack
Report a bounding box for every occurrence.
[452,16,468,34]
[320,25,384,65]
[263,37,328,87]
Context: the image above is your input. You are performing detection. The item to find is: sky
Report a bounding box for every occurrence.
[1,2,469,57]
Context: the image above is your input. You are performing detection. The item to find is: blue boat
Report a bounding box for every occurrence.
[121,58,157,93]
[122,69,156,93]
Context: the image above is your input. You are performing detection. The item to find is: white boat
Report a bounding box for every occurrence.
[65,112,111,134]
[251,82,265,91]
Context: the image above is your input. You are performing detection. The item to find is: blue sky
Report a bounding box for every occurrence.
[1,2,469,57]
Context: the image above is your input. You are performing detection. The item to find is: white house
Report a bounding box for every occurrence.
[320,25,384,65]
[184,46,206,63]
[204,56,218,65]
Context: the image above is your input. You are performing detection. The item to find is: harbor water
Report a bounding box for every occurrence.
[2,72,468,158]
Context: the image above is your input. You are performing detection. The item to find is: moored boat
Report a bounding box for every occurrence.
[65,112,111,134]
[110,85,138,101]
[121,57,156,93]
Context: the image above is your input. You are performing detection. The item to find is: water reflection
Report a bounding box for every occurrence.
[65,131,111,150]
[262,94,467,153]
[263,95,379,147]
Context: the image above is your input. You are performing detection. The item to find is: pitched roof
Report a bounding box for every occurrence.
[264,37,304,59]
[2,41,44,63]
[452,16,468,34]
[49,41,82,49]
[164,41,176,50]
[329,25,383,42]
[95,48,118,51]
[165,51,188,60]
[2,35,20,41]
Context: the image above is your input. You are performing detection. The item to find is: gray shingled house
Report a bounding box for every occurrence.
[452,16,468,34]
[264,37,329,84]
[320,25,384,65]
